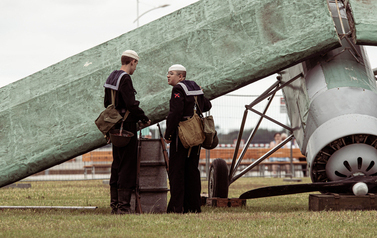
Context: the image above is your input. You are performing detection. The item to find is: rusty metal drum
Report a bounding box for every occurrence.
[130,139,168,213]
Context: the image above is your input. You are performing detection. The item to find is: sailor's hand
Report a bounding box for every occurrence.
[143,120,151,127]
[138,120,151,128]
[165,139,171,144]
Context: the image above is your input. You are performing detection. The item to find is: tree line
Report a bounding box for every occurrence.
[217,128,284,145]
[149,126,284,145]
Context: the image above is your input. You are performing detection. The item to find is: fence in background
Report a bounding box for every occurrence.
[23,92,302,182]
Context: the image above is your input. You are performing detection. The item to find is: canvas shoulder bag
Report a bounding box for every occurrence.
[194,96,218,149]
[95,90,127,136]
[178,96,205,149]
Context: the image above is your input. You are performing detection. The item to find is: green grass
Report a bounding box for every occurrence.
[1,178,377,237]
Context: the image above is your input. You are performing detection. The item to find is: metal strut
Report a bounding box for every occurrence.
[229,91,275,180]
[231,134,294,184]
[228,81,280,182]
[228,73,303,185]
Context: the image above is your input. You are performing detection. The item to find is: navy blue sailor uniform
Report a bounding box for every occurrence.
[104,70,149,190]
[164,80,211,213]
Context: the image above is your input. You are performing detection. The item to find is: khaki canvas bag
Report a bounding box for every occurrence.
[95,90,125,135]
[195,97,219,150]
[195,97,218,149]
[178,96,205,149]
[201,115,218,149]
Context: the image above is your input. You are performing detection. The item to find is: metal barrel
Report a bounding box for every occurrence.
[130,139,168,213]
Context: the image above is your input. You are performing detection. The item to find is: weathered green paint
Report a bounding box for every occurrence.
[322,11,376,91]
[322,48,377,91]
[0,0,340,187]
[280,1,377,156]
[349,0,377,46]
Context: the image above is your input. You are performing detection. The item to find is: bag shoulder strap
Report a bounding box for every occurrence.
[111,90,116,105]
[194,96,203,117]
[123,110,130,121]
[110,71,128,105]
[111,89,129,121]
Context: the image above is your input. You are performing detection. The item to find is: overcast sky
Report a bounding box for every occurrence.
[1,0,377,133]
[0,0,201,88]
[1,0,376,89]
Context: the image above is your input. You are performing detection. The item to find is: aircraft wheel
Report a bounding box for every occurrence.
[208,158,229,198]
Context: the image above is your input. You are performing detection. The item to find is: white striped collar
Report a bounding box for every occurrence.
[177,82,203,96]
[104,72,128,90]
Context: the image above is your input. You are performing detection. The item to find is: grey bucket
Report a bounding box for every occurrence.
[130,139,168,213]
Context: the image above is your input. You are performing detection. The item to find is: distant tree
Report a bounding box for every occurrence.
[150,124,284,146]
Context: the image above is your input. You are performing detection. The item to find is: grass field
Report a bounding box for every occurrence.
[1,177,377,237]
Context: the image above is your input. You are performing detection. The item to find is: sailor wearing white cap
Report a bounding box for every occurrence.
[168,64,186,72]
[121,50,139,61]
[103,50,150,214]
[167,64,186,86]
[165,64,212,213]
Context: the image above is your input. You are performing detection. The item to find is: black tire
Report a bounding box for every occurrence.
[208,158,229,198]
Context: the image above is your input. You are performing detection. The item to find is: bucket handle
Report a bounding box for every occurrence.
[119,121,124,136]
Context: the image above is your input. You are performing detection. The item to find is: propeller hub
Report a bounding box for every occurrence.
[326,143,377,181]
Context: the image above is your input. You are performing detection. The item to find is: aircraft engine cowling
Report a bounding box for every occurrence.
[280,1,377,182]
[311,134,377,182]
[280,41,377,182]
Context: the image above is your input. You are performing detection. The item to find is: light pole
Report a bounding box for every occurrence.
[134,1,170,27]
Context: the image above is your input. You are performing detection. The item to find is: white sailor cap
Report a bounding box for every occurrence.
[168,64,186,72]
[121,50,139,61]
